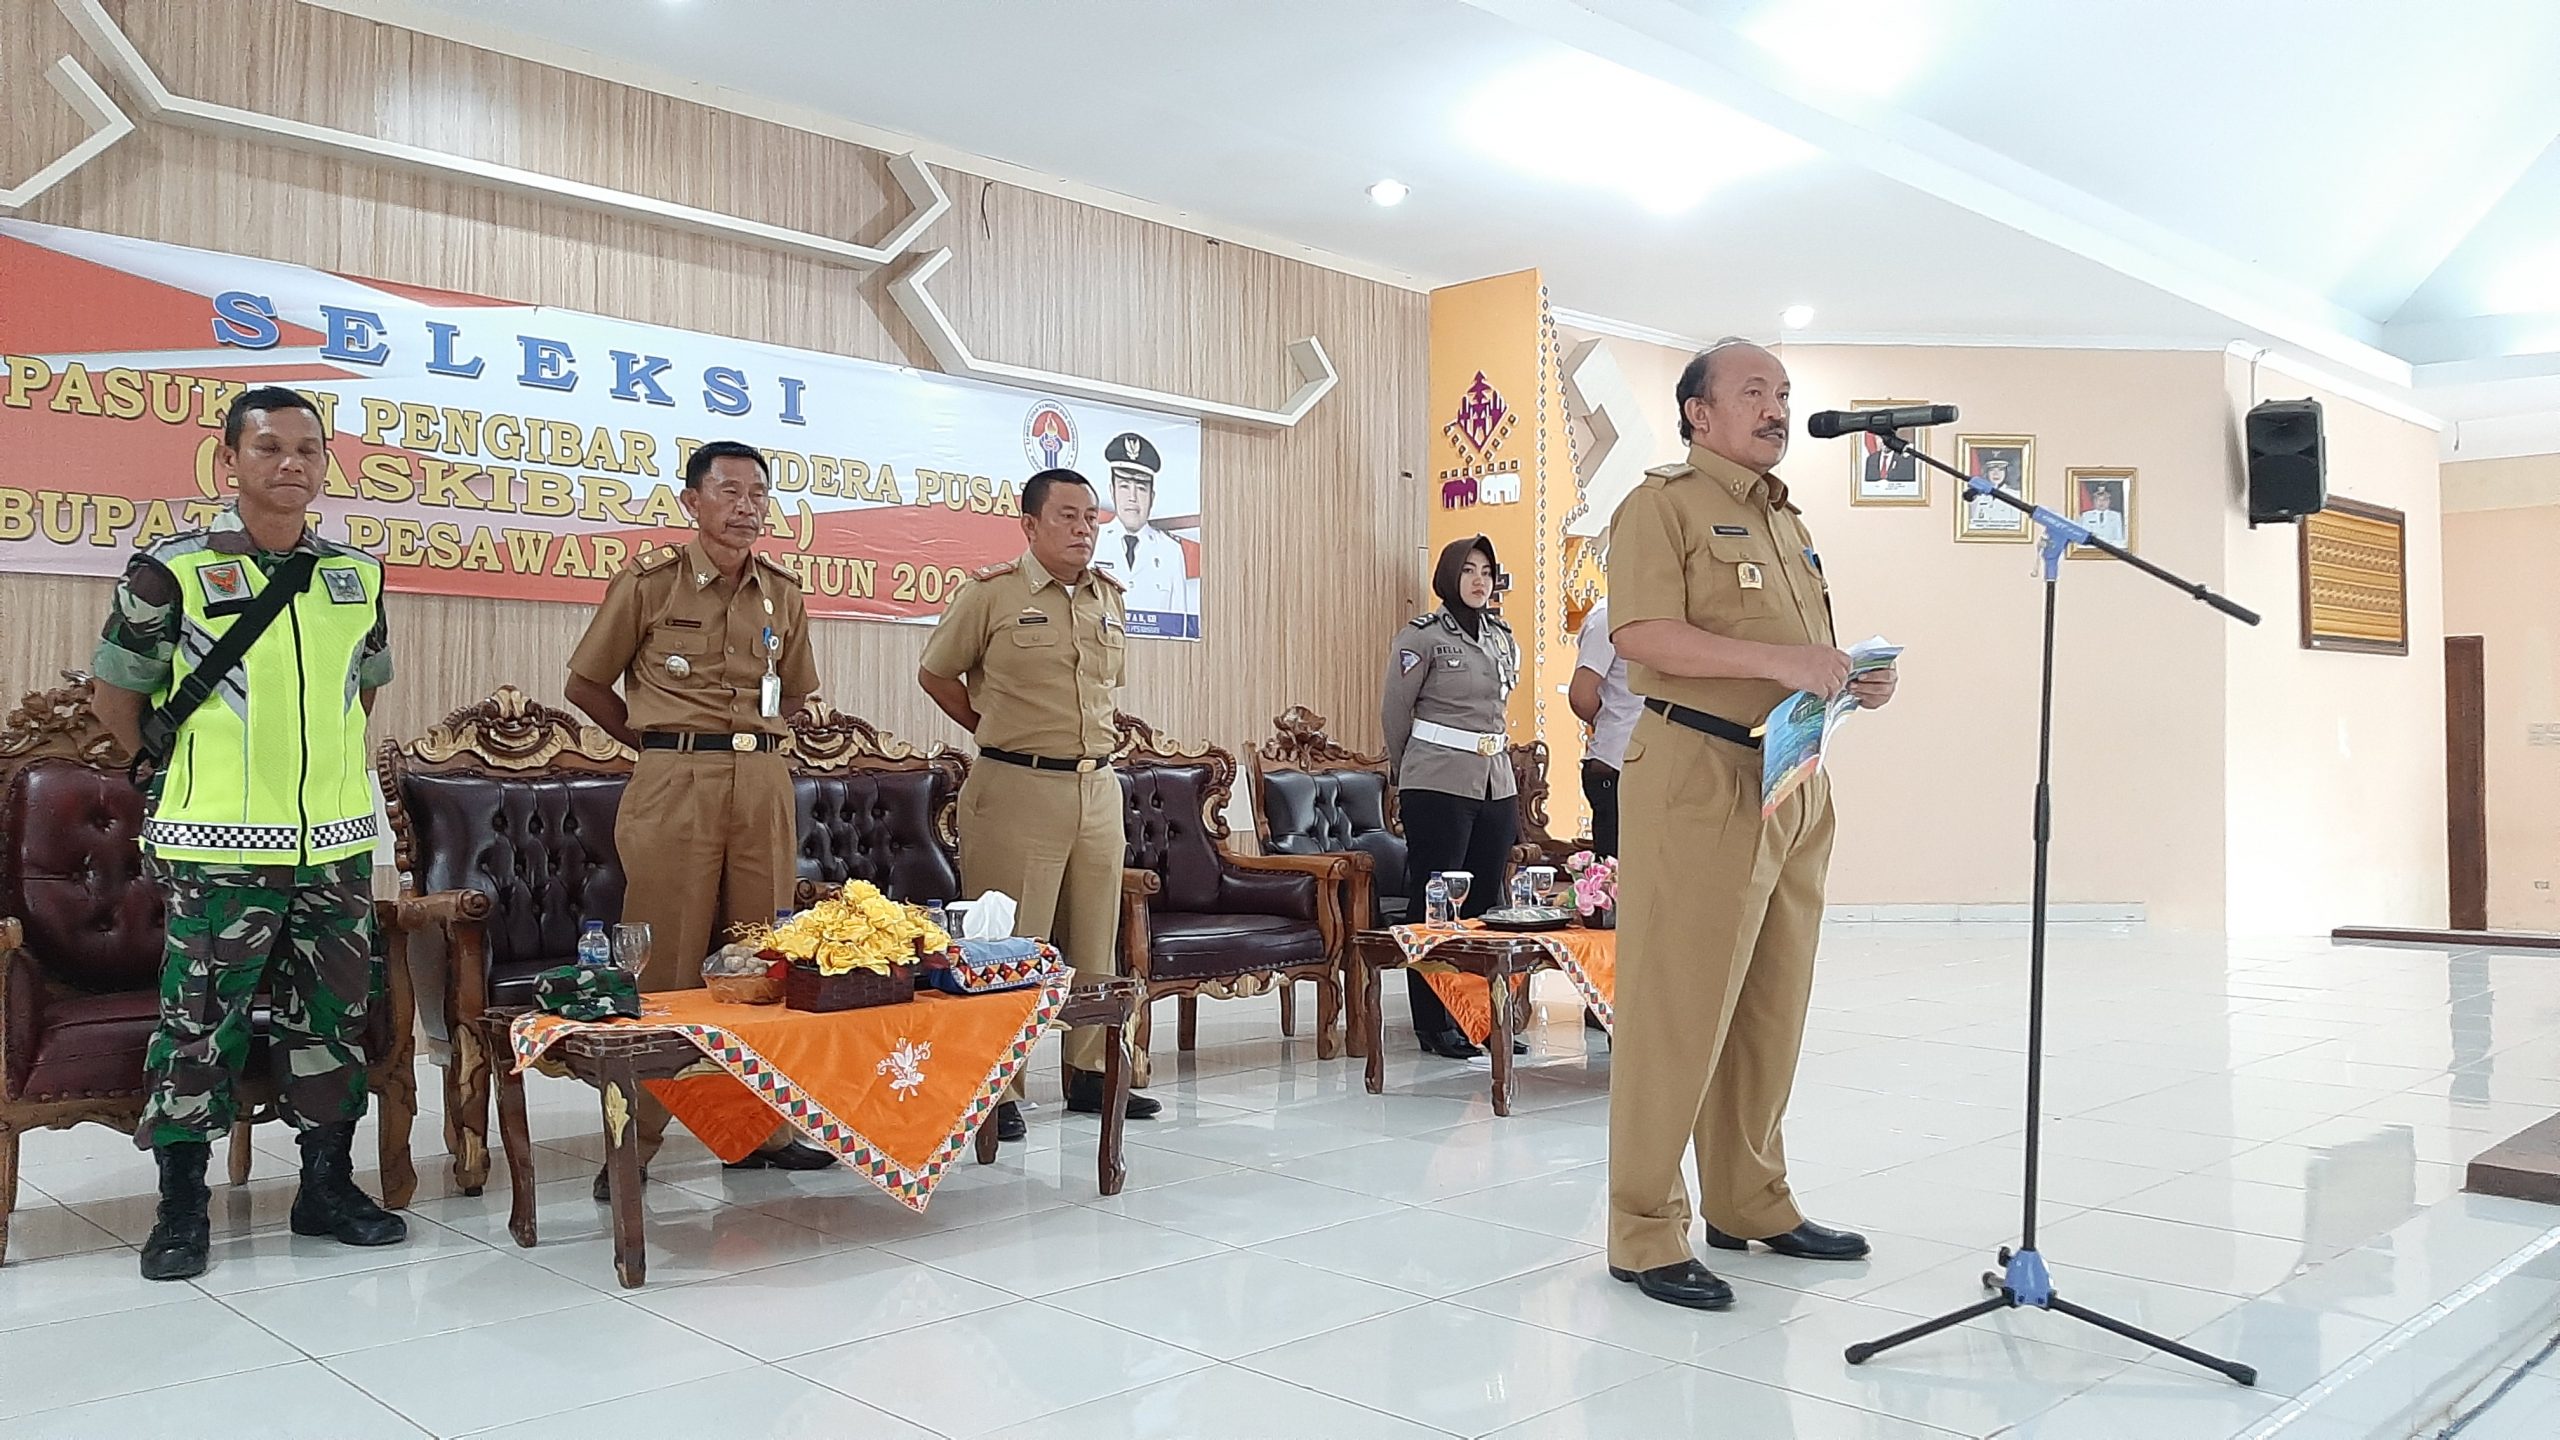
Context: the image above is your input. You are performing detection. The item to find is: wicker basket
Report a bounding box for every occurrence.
[704,973,786,1005]
[783,960,916,1013]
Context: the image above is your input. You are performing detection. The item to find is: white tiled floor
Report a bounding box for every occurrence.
[7,923,2560,1438]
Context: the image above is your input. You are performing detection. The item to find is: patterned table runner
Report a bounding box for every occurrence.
[1387,922,1617,1043]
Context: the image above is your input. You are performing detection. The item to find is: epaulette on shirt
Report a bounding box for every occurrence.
[969,560,1019,582]
[1088,566,1126,591]
[1408,612,1439,630]
[752,551,802,589]
[1641,462,1694,486]
[634,548,685,576]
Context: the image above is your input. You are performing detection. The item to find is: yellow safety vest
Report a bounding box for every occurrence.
[145,537,384,865]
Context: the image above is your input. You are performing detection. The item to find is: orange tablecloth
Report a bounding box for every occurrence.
[1390,922,1616,1043]
[510,979,1066,1211]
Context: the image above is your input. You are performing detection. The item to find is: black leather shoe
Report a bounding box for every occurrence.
[592,1163,647,1201]
[289,1122,407,1247]
[1420,1028,1483,1060]
[140,1143,212,1281]
[1608,1259,1734,1311]
[1704,1220,1870,1261]
[725,1139,836,1172]
[994,1100,1027,1142]
[1065,1068,1160,1119]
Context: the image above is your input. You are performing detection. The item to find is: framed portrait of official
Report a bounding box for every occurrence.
[2064,467,2136,558]
[1847,398,1932,506]
[1952,434,2035,542]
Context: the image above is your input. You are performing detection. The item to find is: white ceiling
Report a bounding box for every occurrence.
[346,0,2560,457]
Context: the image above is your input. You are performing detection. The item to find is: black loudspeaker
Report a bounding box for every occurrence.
[2246,398,2326,525]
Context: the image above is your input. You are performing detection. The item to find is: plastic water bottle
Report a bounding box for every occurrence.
[1510,871,1535,909]
[1424,876,1451,924]
[577,919,609,968]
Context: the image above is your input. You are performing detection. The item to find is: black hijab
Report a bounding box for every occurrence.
[1432,534,1499,639]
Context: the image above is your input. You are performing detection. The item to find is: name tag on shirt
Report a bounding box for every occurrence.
[1014,610,1050,625]
[1713,524,1752,537]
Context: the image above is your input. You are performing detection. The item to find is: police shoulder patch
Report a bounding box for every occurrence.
[970,560,1019,582]
[1399,650,1423,675]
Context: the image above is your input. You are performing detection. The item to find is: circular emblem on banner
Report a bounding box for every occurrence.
[1024,401,1077,471]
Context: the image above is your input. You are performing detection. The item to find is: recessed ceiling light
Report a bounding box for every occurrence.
[1782,304,1816,329]
[1367,179,1411,207]
[1456,53,1814,215]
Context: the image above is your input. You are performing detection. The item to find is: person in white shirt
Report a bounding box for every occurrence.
[1569,596,1638,859]
[1092,431,1196,628]
[2078,484,2127,548]
[1569,593,1638,1034]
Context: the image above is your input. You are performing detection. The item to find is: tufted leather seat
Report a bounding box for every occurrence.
[399,770,628,1007]
[796,770,962,904]
[1258,768,1410,926]
[1110,720,1350,1070]
[1,683,419,1262]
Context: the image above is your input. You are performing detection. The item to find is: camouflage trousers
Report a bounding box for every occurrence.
[137,855,378,1150]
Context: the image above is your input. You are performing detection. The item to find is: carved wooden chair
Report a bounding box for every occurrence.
[378,687,632,1195]
[1,676,416,1261]
[786,702,968,909]
[1111,713,1352,1077]
[1249,707,1405,1055]
[1509,740,1582,868]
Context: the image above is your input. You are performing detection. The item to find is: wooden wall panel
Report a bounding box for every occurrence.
[0,0,1427,761]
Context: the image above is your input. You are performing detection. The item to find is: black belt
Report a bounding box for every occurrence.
[641,731,780,753]
[980,745,1109,773]
[1643,698,1761,750]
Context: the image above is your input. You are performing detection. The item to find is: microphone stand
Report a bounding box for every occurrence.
[1841,429,2260,1387]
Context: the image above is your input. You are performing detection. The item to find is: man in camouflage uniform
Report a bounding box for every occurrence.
[91,386,406,1281]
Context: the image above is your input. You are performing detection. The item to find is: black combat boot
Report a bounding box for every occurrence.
[289,1121,407,1247]
[139,1142,212,1281]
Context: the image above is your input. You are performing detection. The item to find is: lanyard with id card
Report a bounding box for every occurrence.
[758,625,781,718]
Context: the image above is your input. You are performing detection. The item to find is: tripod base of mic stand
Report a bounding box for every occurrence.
[1842,1247,2257,1387]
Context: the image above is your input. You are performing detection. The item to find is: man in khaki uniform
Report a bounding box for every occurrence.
[1604,341,1899,1310]
[918,468,1161,1141]
[566,440,835,1190]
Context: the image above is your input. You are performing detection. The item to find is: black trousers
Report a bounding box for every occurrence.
[1582,759,1620,860]
[1399,787,1518,1037]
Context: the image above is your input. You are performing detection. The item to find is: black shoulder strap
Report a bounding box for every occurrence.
[136,551,321,769]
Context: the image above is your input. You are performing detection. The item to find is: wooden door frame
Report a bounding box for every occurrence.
[2446,634,2488,931]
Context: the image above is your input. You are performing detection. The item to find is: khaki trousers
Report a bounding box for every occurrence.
[617,748,798,1162]
[959,759,1123,1082]
[1606,708,1836,1273]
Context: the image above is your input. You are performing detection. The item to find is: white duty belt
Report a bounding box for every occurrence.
[1411,719,1506,757]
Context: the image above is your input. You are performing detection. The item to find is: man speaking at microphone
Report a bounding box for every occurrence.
[1602,340,1899,1311]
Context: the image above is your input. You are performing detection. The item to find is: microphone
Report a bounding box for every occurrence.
[1806,404,1958,439]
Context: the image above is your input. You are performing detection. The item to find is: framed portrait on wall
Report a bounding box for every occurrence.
[2064,467,2136,557]
[1953,434,2035,542]
[1848,398,1932,506]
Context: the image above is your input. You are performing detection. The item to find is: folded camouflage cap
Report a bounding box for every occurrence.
[533,964,640,1021]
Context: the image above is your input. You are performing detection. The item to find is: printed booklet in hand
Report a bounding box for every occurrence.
[1759,636,1903,818]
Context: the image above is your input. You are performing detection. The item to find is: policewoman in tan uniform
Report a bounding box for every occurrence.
[918,468,1162,1141]
[1603,342,1898,1311]
[566,440,835,1190]
[1380,535,1522,1059]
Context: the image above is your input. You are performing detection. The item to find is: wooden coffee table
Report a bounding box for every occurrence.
[1350,929,1558,1116]
[479,978,1142,1287]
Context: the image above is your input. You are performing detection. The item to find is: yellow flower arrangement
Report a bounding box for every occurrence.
[740,882,952,976]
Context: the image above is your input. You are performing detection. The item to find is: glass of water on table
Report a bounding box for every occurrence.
[609,922,652,984]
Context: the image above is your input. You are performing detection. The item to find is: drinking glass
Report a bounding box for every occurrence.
[609,921,652,982]
[1440,871,1472,915]
[1528,866,1559,908]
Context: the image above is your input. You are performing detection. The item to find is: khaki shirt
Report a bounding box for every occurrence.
[1381,608,1519,801]
[919,550,1127,758]
[567,538,820,736]
[1607,443,1835,725]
